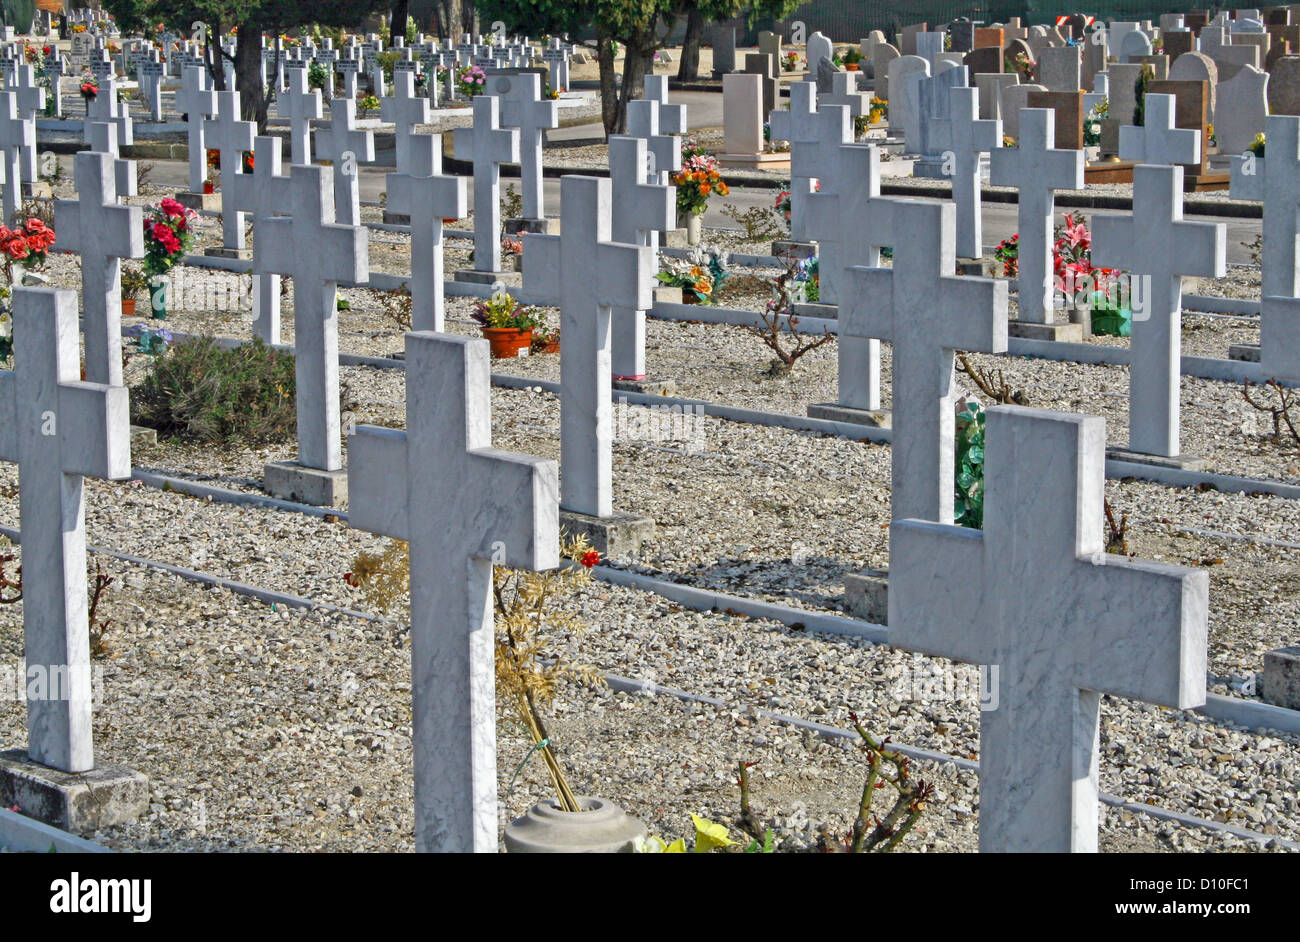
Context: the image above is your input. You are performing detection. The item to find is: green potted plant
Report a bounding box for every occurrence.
[120,264,151,317]
[471,290,539,358]
[842,47,863,71]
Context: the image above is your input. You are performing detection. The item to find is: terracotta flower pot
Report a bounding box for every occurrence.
[536,339,560,354]
[681,291,700,305]
[121,298,136,317]
[845,63,860,71]
[481,326,532,358]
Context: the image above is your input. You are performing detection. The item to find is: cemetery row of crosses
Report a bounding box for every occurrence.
[0,2,1297,854]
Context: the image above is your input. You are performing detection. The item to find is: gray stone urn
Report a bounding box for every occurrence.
[504,796,647,853]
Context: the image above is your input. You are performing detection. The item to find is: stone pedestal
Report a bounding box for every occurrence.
[652,286,683,304]
[956,258,985,276]
[382,210,411,225]
[505,216,560,235]
[717,152,791,171]
[1228,343,1261,362]
[205,246,253,260]
[129,425,157,449]
[0,749,148,833]
[1009,320,1085,342]
[1262,646,1300,710]
[807,403,891,427]
[613,377,677,396]
[175,190,221,212]
[843,569,889,624]
[661,227,690,249]
[1104,446,1208,472]
[264,460,349,506]
[771,239,818,260]
[454,268,523,288]
[559,508,654,557]
[791,301,838,319]
[504,796,647,853]
[913,154,949,179]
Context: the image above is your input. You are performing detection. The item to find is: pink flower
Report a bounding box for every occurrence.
[160,198,185,219]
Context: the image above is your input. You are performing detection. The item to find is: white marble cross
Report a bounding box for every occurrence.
[385,133,467,331]
[82,75,132,150]
[889,405,1208,852]
[608,135,675,380]
[381,70,431,175]
[255,164,368,472]
[453,95,519,275]
[843,198,1008,523]
[483,71,556,221]
[819,70,871,117]
[53,151,144,387]
[640,75,687,135]
[204,90,255,250]
[0,287,131,773]
[137,58,165,122]
[523,175,653,517]
[1260,296,1300,382]
[223,135,290,344]
[87,121,136,199]
[275,64,322,165]
[0,91,29,220]
[989,108,1085,324]
[348,331,558,853]
[313,97,374,227]
[1118,92,1199,165]
[12,65,44,182]
[627,78,683,190]
[1230,115,1300,298]
[769,83,850,242]
[807,145,894,412]
[176,65,217,194]
[1092,165,1225,457]
[946,85,1001,260]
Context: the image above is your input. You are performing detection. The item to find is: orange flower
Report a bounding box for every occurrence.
[698,183,711,196]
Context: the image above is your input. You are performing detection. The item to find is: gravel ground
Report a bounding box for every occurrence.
[3,132,1295,854]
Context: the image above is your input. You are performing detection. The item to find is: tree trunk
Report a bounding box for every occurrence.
[389,0,410,45]
[598,32,619,135]
[613,29,657,134]
[207,16,226,91]
[235,21,270,130]
[677,5,703,82]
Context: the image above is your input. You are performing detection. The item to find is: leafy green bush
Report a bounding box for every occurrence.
[954,400,985,529]
[131,337,296,444]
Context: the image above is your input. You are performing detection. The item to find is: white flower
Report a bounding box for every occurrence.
[0,312,11,338]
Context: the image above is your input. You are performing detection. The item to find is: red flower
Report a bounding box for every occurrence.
[4,238,28,260]
[160,198,185,219]
[25,219,44,233]
[343,572,359,587]
[580,550,600,569]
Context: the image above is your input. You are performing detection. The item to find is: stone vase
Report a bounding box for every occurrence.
[686,213,702,246]
[504,796,647,853]
[148,280,167,319]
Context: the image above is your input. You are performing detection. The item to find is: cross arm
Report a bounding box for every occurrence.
[595,241,654,312]
[347,425,410,541]
[320,222,370,285]
[942,275,1009,354]
[1228,156,1264,202]
[1172,217,1227,279]
[1086,212,1133,271]
[1261,295,1300,382]
[1075,556,1208,710]
[521,233,562,305]
[889,519,989,664]
[465,448,560,571]
[56,382,131,480]
[840,267,894,341]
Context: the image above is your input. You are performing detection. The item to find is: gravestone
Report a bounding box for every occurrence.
[976,72,1018,119]
[522,175,655,554]
[1106,62,1145,125]
[381,70,431,176]
[891,55,931,148]
[542,37,570,90]
[742,52,778,116]
[819,70,871,118]
[1211,41,1261,80]
[805,143,892,426]
[1163,29,1196,61]
[385,134,466,333]
[900,23,928,57]
[222,135,289,344]
[719,73,787,169]
[627,76,686,238]
[963,46,1001,75]
[1268,56,1300,114]
[608,135,675,383]
[916,31,945,69]
[1026,90,1084,150]
[948,18,977,53]
[1119,29,1153,62]
[1169,52,1219,118]
[945,85,1001,259]
[313,97,374,227]
[52,151,143,387]
[1082,29,1107,90]
[1119,92,1201,166]
[991,108,1085,340]
[275,64,322,165]
[85,122,135,199]
[769,83,851,245]
[1148,80,1218,183]
[0,93,29,221]
[0,287,146,832]
[82,76,131,153]
[842,197,1008,524]
[1229,114,1300,297]
[348,331,558,852]
[889,405,1208,852]
[11,65,44,187]
[1038,44,1081,91]
[1092,165,1226,463]
[711,25,736,77]
[758,30,781,59]
[974,27,1004,49]
[872,41,899,99]
[806,31,833,73]
[1259,296,1300,380]
[257,164,369,505]
[452,95,520,283]
[484,71,557,231]
[999,81,1046,141]
[203,91,255,257]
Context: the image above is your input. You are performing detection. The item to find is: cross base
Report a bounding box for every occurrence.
[612,376,678,396]
[453,268,523,288]
[204,246,253,260]
[174,191,221,212]
[1227,343,1261,363]
[652,286,683,304]
[791,301,838,319]
[912,154,950,180]
[504,216,560,235]
[21,181,52,199]
[956,258,985,276]
[717,152,791,172]
[842,569,889,625]
[381,210,411,226]
[558,508,655,558]
[661,228,691,249]
[130,425,157,449]
[1009,320,1086,343]
[1262,646,1300,710]
[0,749,149,834]
[263,461,349,507]
[771,239,818,260]
[807,402,892,428]
[1105,446,1209,473]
